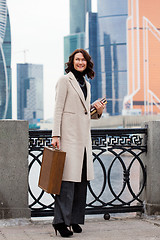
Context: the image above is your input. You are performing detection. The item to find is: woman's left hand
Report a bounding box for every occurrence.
[93,101,105,115]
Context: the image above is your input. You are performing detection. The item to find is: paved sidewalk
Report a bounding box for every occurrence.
[0,216,160,240]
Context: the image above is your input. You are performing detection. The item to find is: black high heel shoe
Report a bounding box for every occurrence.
[52,223,73,237]
[71,224,82,233]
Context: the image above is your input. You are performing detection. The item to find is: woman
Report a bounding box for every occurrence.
[51,49,104,237]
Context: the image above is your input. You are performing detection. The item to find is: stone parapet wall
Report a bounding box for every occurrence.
[0,120,30,219]
[91,115,160,128]
[142,121,160,215]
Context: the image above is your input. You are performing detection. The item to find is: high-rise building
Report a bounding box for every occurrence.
[85,12,99,103]
[97,0,128,115]
[64,0,91,65]
[64,33,85,66]
[70,0,91,34]
[123,0,160,115]
[64,0,101,103]
[17,63,43,124]
[0,0,12,119]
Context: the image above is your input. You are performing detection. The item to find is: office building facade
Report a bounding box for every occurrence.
[64,0,91,65]
[97,0,128,115]
[64,0,101,103]
[70,0,91,34]
[85,12,99,103]
[17,63,43,124]
[123,0,160,115]
[64,32,85,66]
[0,1,12,119]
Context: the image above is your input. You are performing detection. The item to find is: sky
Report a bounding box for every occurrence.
[7,0,97,120]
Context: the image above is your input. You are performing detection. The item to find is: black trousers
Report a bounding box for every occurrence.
[53,150,88,226]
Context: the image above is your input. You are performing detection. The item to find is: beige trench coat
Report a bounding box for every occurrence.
[52,72,99,182]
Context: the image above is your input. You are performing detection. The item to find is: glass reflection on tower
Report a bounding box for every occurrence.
[97,0,128,115]
[64,0,91,65]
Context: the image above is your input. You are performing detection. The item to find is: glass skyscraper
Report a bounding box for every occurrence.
[123,0,160,115]
[97,0,128,115]
[70,0,91,34]
[64,0,100,103]
[0,0,12,119]
[17,63,43,124]
[64,0,91,65]
[64,33,85,65]
[85,12,99,103]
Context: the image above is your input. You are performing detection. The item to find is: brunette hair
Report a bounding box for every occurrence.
[65,49,95,79]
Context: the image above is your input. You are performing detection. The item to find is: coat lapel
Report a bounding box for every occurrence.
[67,72,89,112]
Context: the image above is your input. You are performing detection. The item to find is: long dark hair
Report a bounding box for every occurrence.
[65,49,95,79]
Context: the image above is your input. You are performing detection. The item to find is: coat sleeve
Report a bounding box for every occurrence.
[52,76,68,137]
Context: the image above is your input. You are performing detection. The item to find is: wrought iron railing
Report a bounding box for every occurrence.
[28,128,147,218]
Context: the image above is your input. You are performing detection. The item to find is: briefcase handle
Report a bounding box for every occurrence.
[45,145,63,152]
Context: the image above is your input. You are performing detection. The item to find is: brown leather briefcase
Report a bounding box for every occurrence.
[38,146,66,195]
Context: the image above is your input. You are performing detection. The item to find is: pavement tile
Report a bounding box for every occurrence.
[0,217,159,240]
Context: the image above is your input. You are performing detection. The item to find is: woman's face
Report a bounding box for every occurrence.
[73,52,87,72]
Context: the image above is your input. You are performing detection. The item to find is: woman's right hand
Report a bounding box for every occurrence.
[51,136,60,149]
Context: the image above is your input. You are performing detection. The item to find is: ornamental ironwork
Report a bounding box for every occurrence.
[28,128,147,218]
